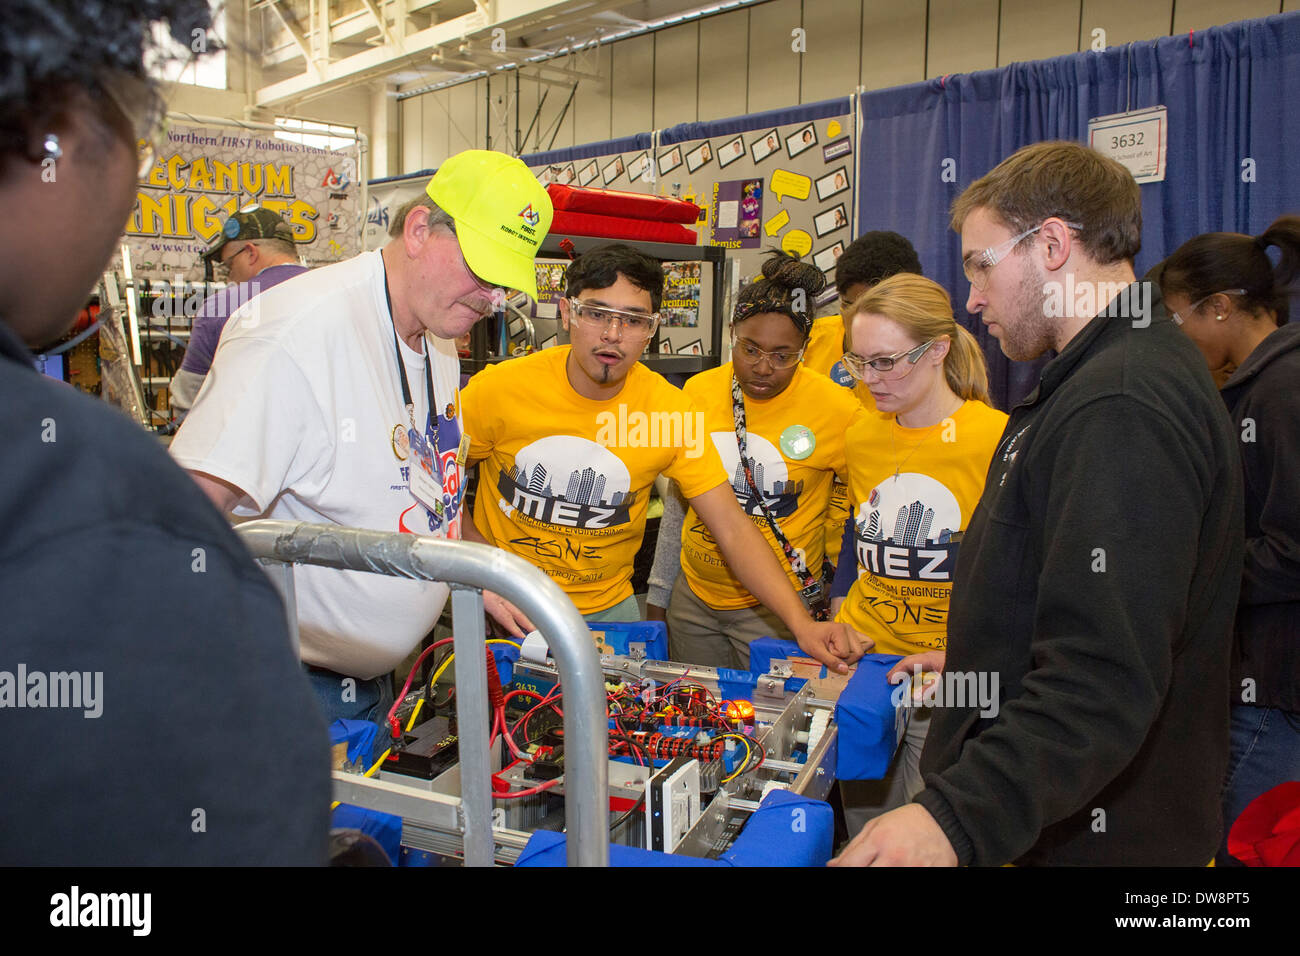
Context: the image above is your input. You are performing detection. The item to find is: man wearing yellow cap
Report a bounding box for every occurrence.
[171,150,551,731]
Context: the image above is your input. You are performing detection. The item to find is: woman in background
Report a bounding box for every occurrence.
[1156,214,1300,865]
[830,273,1008,836]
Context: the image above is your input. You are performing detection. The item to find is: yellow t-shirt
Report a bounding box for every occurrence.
[462,346,727,614]
[679,364,868,609]
[837,399,1008,657]
[803,314,850,381]
[803,313,874,565]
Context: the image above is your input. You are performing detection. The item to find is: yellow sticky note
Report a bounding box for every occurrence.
[827,120,842,138]
[764,209,790,236]
[781,229,813,257]
[771,169,812,202]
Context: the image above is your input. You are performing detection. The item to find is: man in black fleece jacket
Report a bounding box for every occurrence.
[832,141,1244,866]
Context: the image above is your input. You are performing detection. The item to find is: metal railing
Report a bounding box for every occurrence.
[235,519,608,867]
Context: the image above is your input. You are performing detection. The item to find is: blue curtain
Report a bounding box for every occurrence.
[857,11,1300,410]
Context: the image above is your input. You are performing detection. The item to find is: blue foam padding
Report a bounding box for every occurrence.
[329,718,378,767]
[747,637,804,676]
[514,789,834,866]
[515,830,727,867]
[720,789,834,867]
[331,804,402,865]
[833,653,906,780]
[587,620,669,660]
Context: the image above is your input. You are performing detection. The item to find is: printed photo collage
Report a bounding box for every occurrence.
[528,114,855,356]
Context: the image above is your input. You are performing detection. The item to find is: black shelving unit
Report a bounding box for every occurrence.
[463,234,728,378]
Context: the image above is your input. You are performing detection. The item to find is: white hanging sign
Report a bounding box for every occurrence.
[1087,106,1168,184]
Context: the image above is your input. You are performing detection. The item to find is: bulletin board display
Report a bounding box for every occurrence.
[530,111,855,356]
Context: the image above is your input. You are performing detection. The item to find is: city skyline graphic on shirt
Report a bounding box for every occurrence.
[498,435,638,528]
[504,461,632,508]
[856,473,961,547]
[712,431,801,518]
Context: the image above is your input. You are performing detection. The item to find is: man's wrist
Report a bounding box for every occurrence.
[912,788,975,866]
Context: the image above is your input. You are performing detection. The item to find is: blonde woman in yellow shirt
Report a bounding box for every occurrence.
[649,253,868,668]
[830,272,1007,834]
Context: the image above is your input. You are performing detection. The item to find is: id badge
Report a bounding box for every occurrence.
[407,425,445,517]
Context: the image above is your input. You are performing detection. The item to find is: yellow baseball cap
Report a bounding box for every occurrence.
[425,150,553,301]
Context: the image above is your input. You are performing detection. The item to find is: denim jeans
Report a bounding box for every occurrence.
[1219,703,1300,864]
[304,666,395,763]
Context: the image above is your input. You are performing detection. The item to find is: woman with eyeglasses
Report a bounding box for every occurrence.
[829,272,1007,834]
[1154,214,1300,865]
[648,253,868,668]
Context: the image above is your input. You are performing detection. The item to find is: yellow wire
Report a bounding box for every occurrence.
[364,748,391,777]
[426,637,524,686]
[405,697,425,732]
[720,733,756,783]
[361,638,525,781]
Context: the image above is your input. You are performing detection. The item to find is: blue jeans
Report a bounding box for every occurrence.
[1219,704,1300,864]
[304,667,395,763]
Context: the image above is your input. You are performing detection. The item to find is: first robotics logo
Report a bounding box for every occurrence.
[519,204,541,227]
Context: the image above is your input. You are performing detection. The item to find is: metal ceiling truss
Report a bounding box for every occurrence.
[253,0,616,109]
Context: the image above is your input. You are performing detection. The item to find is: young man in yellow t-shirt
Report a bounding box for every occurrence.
[460,244,857,672]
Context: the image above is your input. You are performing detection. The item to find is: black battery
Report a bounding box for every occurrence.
[384,715,459,780]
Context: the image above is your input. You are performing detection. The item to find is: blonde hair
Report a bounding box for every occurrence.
[845,273,992,405]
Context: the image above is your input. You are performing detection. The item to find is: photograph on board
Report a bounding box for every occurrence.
[685,141,713,173]
[750,129,780,163]
[813,204,849,238]
[658,146,683,175]
[717,136,745,168]
[602,154,626,184]
[815,166,850,200]
[813,241,845,272]
[785,123,818,158]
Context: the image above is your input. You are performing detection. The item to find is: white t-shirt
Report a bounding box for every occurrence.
[171,249,465,679]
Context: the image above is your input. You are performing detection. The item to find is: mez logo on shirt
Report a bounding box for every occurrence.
[496,436,636,529]
[855,474,961,580]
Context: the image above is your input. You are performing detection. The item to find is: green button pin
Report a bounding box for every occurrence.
[780,424,815,460]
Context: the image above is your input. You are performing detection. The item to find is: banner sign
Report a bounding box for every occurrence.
[124,121,361,281]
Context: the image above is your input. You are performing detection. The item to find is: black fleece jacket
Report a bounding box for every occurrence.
[1220,321,1300,713]
[913,285,1244,866]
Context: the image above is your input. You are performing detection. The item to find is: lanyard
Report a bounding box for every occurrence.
[730,375,829,619]
[382,263,440,469]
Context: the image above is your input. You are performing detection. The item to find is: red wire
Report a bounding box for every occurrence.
[494,777,562,800]
[386,636,454,729]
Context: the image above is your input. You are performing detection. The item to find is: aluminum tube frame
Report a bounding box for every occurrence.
[450,586,492,866]
[236,519,607,866]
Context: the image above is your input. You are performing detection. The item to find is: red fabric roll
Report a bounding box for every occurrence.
[547,183,702,224]
[550,209,700,245]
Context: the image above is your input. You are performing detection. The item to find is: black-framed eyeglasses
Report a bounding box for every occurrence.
[213,243,253,281]
[731,333,805,370]
[568,298,660,337]
[841,339,937,381]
